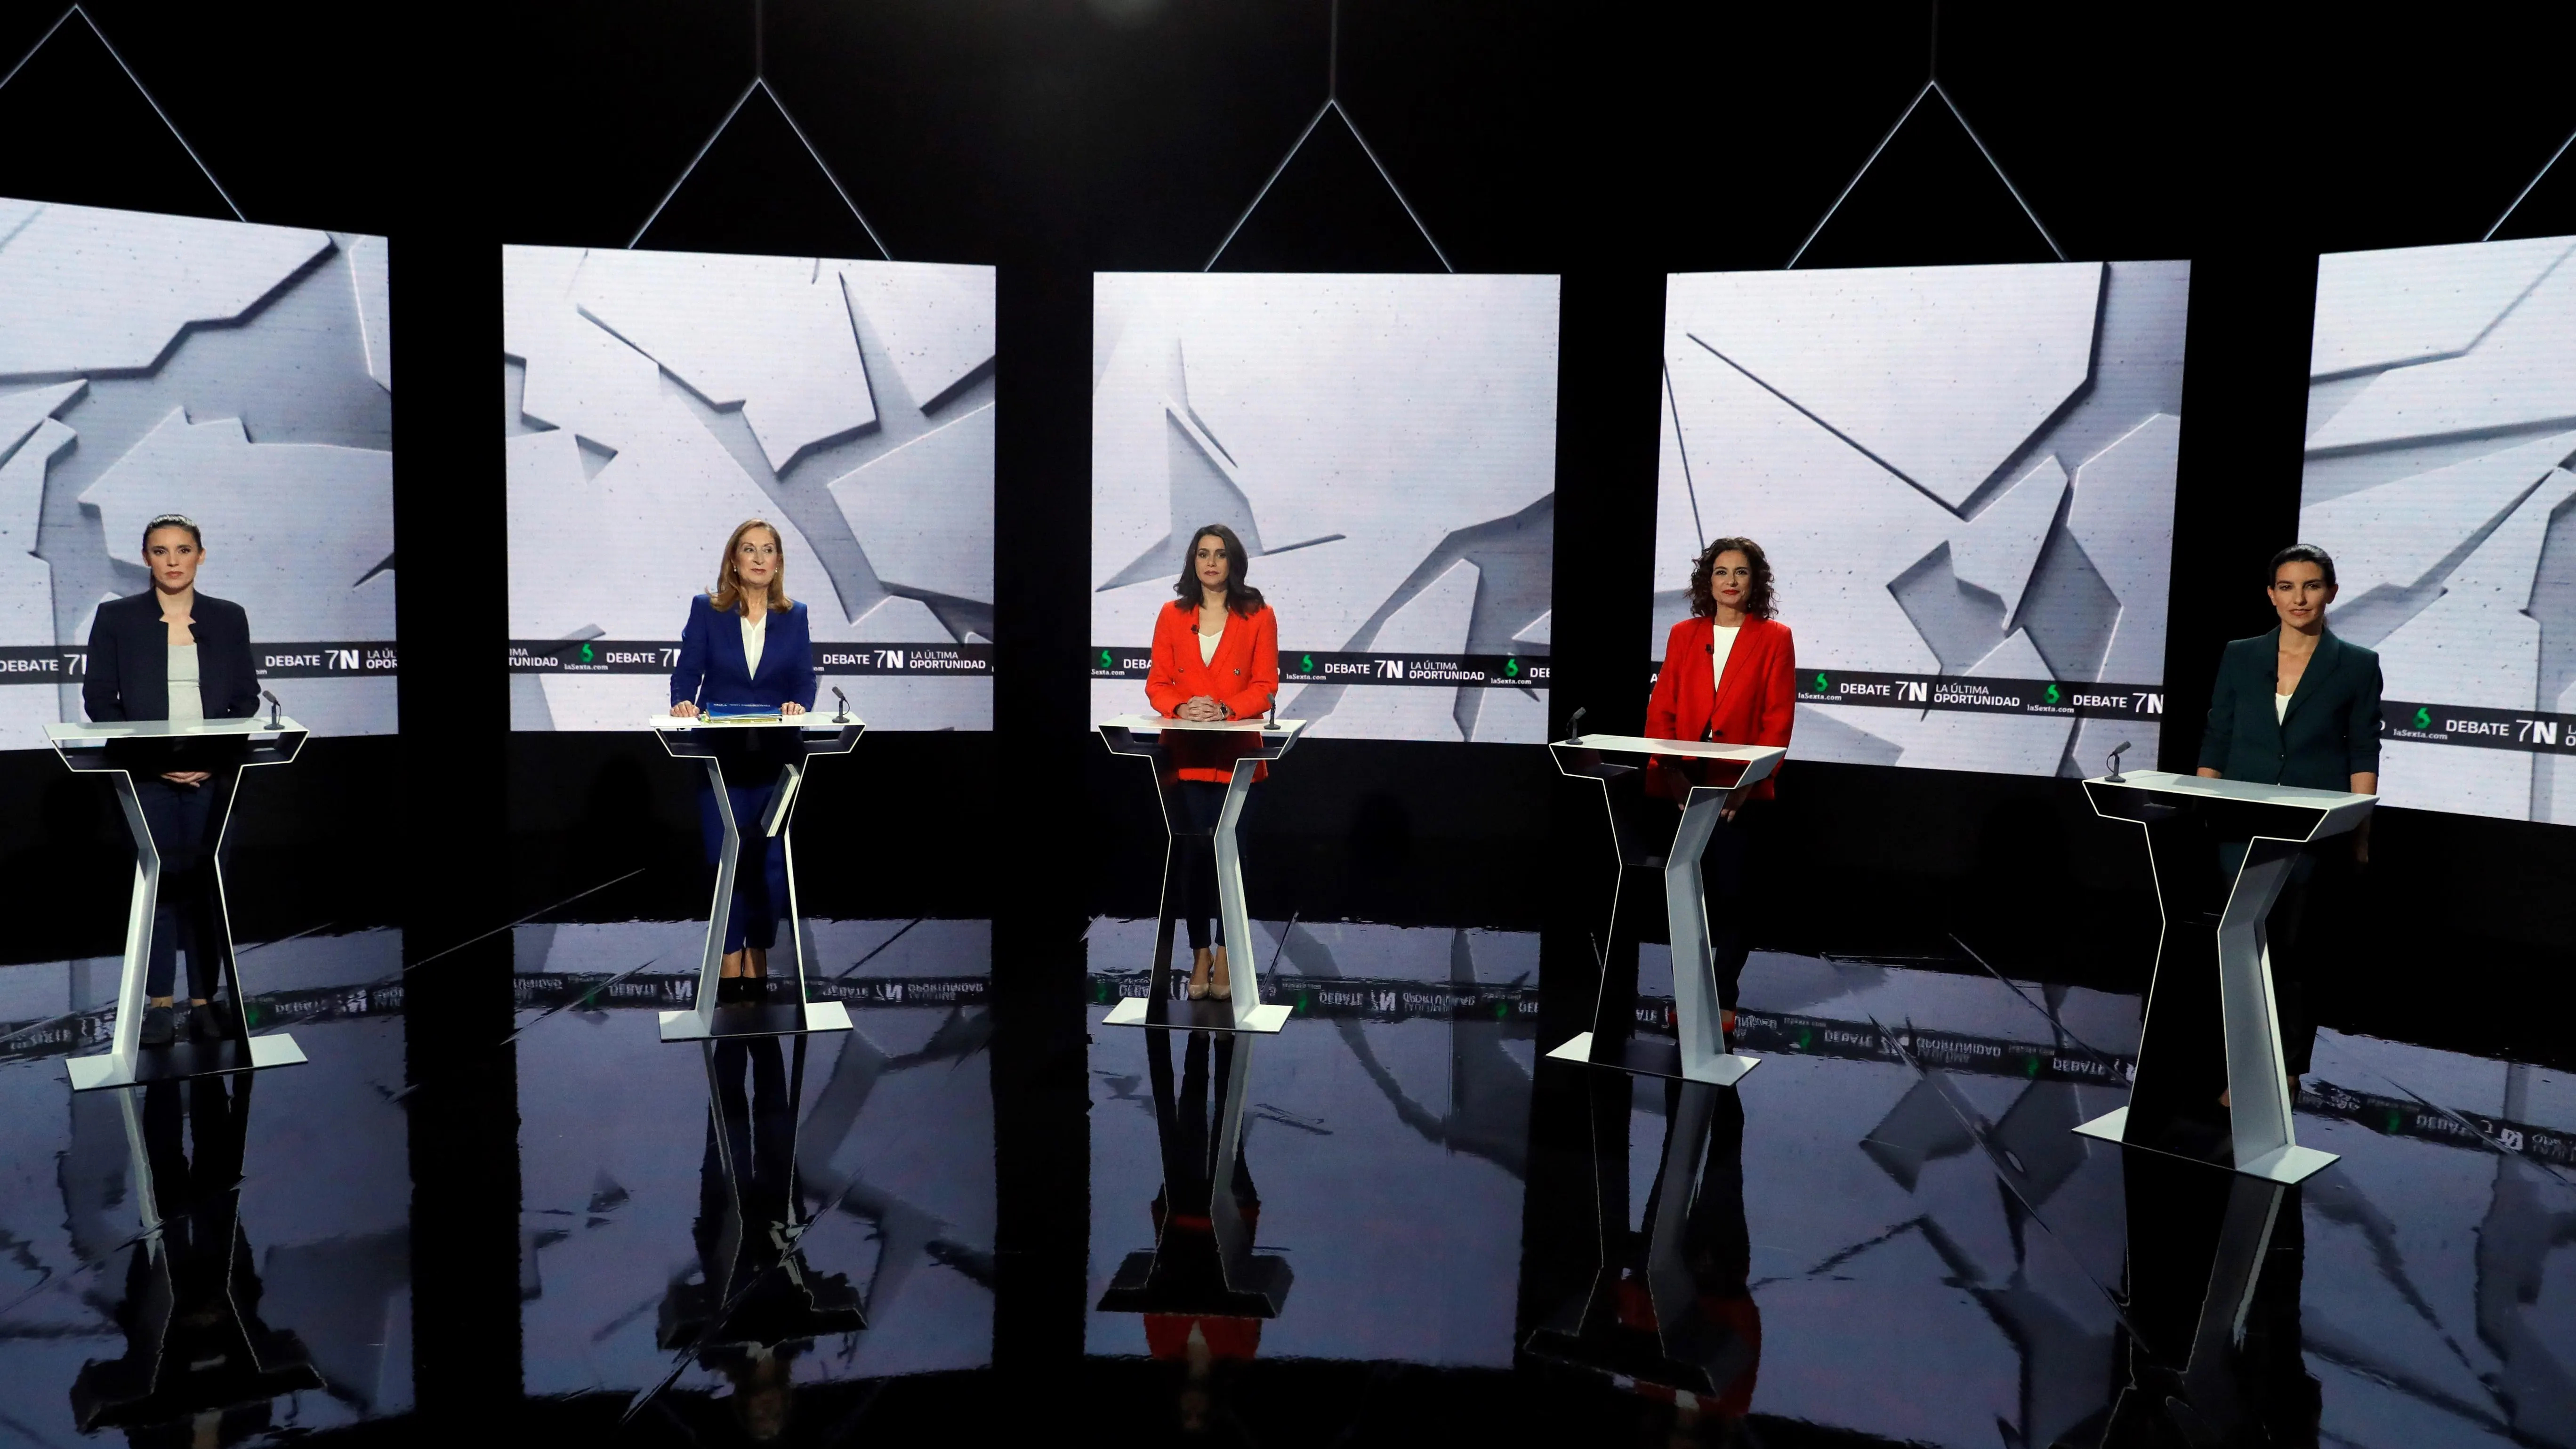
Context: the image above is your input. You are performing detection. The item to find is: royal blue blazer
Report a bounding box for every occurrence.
[669,595,818,712]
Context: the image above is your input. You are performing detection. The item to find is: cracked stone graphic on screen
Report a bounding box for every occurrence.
[1651,260,2192,779]
[0,197,395,749]
[502,246,995,732]
[1090,274,1560,744]
[2298,234,2576,825]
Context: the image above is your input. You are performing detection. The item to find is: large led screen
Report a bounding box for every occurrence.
[2297,234,2576,825]
[505,245,994,731]
[1652,260,2190,777]
[0,197,396,748]
[1091,273,1559,743]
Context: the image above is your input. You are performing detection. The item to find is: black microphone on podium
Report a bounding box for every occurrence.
[260,690,281,729]
[2105,740,2132,782]
[1569,706,1587,743]
[831,686,850,723]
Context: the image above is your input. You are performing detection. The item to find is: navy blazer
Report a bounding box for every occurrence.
[2197,627,2383,790]
[83,591,260,723]
[669,595,818,711]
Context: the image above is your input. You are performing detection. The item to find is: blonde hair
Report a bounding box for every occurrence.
[709,518,794,616]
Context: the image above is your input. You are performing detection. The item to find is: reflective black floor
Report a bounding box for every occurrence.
[3,905,2573,1445]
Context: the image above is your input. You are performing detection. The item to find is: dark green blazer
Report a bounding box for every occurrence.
[2197,628,2382,789]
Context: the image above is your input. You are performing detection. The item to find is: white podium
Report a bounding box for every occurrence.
[47,716,311,1092]
[2077,770,2374,1184]
[1095,1027,1289,1318]
[1096,714,1305,1033]
[648,713,864,1042]
[1546,734,1784,1086]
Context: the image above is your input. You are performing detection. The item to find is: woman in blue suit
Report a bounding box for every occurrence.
[670,519,817,1003]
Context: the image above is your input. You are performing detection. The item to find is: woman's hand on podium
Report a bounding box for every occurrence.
[781,701,805,716]
[1176,696,1224,722]
[670,700,700,718]
[160,770,209,787]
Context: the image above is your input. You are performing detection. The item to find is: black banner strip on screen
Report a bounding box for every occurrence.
[1644,663,2165,719]
[508,640,992,677]
[0,644,398,683]
[1090,646,1549,688]
[2382,700,2576,755]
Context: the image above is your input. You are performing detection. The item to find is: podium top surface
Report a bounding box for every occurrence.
[1553,734,1783,763]
[1098,714,1305,738]
[2084,770,2375,810]
[48,716,305,743]
[648,714,865,731]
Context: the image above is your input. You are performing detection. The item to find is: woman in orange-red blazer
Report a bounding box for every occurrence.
[1146,524,1280,1001]
[1643,536,1794,1029]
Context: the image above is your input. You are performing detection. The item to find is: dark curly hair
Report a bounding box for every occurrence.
[1172,523,1266,618]
[1688,536,1775,620]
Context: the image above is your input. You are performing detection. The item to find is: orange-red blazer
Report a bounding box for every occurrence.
[1147,600,1281,783]
[1644,615,1796,802]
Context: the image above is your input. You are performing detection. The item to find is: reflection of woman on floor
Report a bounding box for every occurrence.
[669,519,815,1005]
[1145,524,1280,1003]
[1146,1030,1262,1435]
[83,514,262,1048]
[1644,537,1796,1040]
[2195,543,2381,1093]
[668,1035,857,1442]
[1632,1083,1760,1447]
[72,1075,318,1437]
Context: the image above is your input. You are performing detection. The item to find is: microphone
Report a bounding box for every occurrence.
[2105,740,2132,782]
[1569,706,1587,742]
[260,689,282,729]
[831,686,850,723]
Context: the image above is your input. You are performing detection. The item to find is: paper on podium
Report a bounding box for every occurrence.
[649,713,863,731]
[1097,713,1304,736]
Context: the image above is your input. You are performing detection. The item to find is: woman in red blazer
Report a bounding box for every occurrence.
[1146,523,1280,1002]
[1644,536,1795,1034]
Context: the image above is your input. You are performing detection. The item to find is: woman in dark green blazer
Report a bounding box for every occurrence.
[2195,544,2383,800]
[2193,543,2381,1083]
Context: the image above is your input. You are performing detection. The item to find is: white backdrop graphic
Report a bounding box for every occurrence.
[2298,234,2576,824]
[0,197,395,749]
[505,245,994,731]
[1653,261,2190,778]
[1091,273,1559,743]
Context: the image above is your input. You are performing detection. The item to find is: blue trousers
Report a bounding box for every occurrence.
[701,783,789,953]
[138,776,230,1000]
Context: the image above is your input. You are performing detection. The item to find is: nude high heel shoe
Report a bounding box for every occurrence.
[1187,947,1213,1000]
[1210,945,1232,1001]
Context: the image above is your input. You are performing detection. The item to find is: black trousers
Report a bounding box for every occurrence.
[1172,780,1232,951]
[138,775,232,1001]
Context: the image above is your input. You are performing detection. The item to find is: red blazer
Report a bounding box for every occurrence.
[1644,615,1795,802]
[1147,600,1281,783]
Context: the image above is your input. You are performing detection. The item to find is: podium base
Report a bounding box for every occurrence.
[66,1032,307,1092]
[2072,1106,2339,1184]
[1096,1248,1293,1318]
[1546,1030,1759,1087]
[658,998,853,1043]
[1103,996,1291,1033]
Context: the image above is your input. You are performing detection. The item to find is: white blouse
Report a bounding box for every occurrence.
[1707,623,1741,690]
[2274,692,2292,723]
[167,643,204,724]
[741,612,767,678]
[1199,625,1223,664]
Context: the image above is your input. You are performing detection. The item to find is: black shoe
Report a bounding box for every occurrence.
[715,976,746,1006]
[139,1004,177,1048]
[192,999,240,1043]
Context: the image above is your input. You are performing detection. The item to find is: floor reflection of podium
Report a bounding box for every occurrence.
[648,715,864,1043]
[1525,1072,1759,1417]
[1546,734,1783,1086]
[47,717,313,1091]
[660,1035,865,1396]
[2075,771,2372,1183]
[69,1074,324,1435]
[2107,1148,2315,1444]
[1098,1029,1290,1320]
[1096,715,1304,1034]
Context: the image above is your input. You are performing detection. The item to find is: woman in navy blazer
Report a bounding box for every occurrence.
[669,519,817,1003]
[84,514,264,1047]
